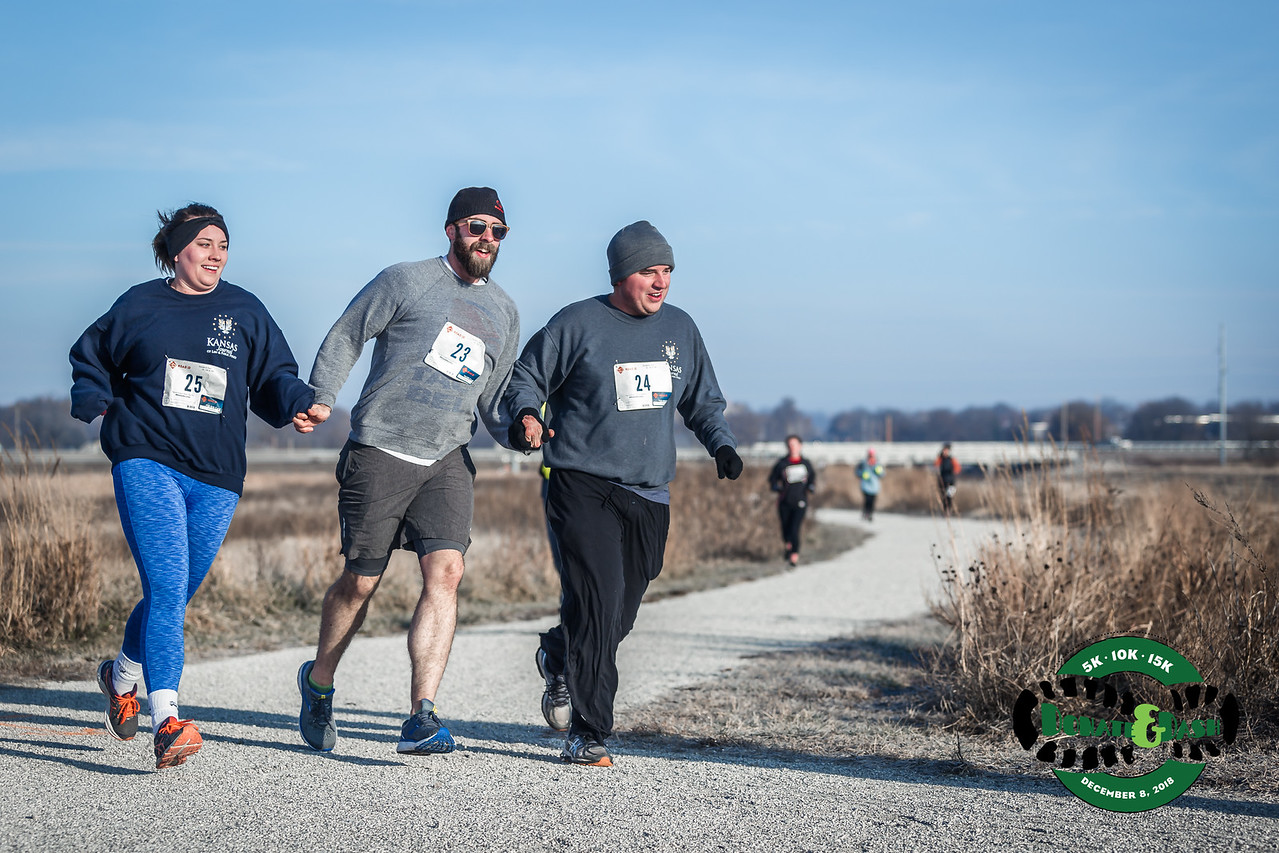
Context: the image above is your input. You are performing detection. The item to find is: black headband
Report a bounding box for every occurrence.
[165,215,229,260]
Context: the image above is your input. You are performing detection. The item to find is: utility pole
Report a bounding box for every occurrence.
[1219,323,1227,467]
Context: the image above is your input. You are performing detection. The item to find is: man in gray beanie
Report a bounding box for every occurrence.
[292,187,521,758]
[504,220,742,767]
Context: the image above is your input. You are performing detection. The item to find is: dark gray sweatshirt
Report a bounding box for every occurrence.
[504,295,736,491]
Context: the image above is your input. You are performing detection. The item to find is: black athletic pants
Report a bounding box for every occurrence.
[541,469,670,742]
[939,475,956,512]
[778,501,807,555]
[862,491,877,519]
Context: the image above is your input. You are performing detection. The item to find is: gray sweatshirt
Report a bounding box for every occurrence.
[309,257,520,458]
[504,295,736,490]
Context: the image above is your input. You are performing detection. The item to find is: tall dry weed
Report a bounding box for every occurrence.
[930,448,1279,741]
[464,473,557,608]
[665,463,778,574]
[0,452,103,648]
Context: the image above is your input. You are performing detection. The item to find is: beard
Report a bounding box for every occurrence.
[451,232,500,279]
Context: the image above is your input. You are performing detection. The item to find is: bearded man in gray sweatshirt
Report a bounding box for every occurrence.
[505,220,743,767]
[292,187,520,756]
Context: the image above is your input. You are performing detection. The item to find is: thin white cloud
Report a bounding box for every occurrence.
[0,120,303,173]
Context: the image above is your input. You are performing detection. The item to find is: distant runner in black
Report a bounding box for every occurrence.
[935,442,960,514]
[769,435,817,567]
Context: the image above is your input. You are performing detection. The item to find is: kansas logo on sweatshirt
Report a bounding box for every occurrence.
[208,314,240,359]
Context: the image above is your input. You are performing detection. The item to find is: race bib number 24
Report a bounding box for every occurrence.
[614,361,673,411]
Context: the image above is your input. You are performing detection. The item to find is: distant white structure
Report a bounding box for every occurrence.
[725,441,1080,469]
[19,439,1269,471]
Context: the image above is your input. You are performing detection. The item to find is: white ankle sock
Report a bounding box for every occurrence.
[112,653,143,695]
[148,689,179,731]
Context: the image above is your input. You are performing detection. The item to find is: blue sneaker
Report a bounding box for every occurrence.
[297,661,336,752]
[397,700,456,754]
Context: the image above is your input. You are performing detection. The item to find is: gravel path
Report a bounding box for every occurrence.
[2,511,1275,851]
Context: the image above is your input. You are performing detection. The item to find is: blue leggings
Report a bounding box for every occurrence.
[113,459,239,694]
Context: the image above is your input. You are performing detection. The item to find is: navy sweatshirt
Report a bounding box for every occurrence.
[69,279,314,495]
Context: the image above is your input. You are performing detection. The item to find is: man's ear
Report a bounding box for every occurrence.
[444,223,456,240]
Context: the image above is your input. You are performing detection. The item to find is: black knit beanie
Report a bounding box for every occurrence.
[606,221,674,283]
[446,187,506,225]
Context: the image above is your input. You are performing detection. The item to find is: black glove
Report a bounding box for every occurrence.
[507,407,546,453]
[714,445,743,480]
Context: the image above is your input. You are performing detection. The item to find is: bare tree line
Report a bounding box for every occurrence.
[2,394,1276,451]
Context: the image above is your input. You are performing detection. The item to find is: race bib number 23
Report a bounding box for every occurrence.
[424,323,487,385]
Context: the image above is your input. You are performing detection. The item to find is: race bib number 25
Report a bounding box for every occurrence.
[162,357,227,414]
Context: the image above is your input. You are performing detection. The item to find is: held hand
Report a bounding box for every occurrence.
[292,403,332,433]
[715,446,743,480]
[508,408,554,452]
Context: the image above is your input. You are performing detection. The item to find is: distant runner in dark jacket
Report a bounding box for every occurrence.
[769,435,817,566]
[936,442,960,514]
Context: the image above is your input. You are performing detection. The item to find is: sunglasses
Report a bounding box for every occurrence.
[457,219,509,241]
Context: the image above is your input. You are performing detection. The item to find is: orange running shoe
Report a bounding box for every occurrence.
[96,660,140,741]
[153,718,202,769]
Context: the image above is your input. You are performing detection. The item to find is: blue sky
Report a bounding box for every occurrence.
[2,1,1275,414]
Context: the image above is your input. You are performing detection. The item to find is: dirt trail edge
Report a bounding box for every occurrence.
[2,511,1275,852]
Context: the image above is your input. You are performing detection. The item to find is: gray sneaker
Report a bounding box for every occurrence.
[297,661,336,752]
[97,660,140,741]
[561,733,612,767]
[536,648,572,731]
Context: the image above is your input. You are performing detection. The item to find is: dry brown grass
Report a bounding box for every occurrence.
[815,463,990,516]
[665,462,783,570]
[0,452,106,647]
[0,458,858,676]
[928,451,1279,745]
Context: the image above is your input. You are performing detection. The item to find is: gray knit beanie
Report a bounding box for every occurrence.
[606,221,674,283]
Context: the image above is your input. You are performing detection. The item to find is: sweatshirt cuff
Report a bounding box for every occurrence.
[310,387,337,408]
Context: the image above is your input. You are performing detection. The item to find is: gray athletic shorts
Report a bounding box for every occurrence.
[335,440,475,576]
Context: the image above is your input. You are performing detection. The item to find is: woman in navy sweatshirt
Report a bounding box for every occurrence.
[69,202,314,769]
